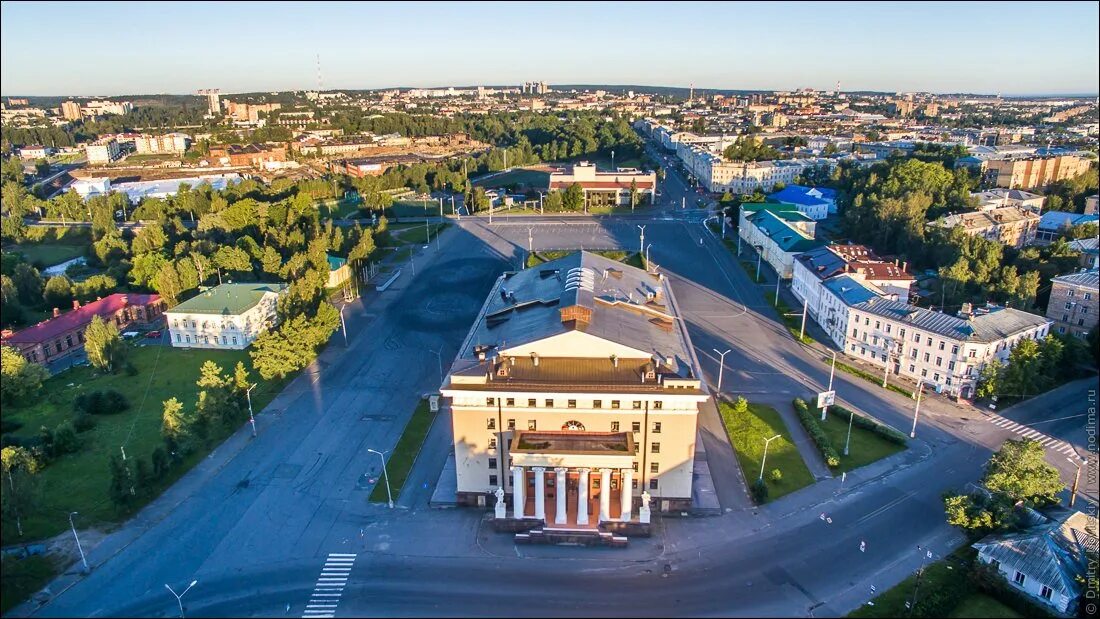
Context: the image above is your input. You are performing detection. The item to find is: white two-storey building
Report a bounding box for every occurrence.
[166,283,288,350]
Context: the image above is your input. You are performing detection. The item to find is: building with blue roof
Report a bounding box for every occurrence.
[767,185,838,220]
[1035,211,1100,245]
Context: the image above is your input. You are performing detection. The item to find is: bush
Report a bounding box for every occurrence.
[51,421,81,455]
[751,478,769,503]
[969,560,1059,618]
[73,389,131,416]
[0,419,23,434]
[792,398,841,467]
[832,404,908,445]
[151,446,170,479]
[123,361,138,376]
[770,468,783,482]
[72,413,97,433]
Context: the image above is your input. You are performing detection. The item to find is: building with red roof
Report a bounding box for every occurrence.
[547,162,656,209]
[1,293,165,366]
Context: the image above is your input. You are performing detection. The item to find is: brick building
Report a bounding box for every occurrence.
[208,143,287,167]
[1,293,164,365]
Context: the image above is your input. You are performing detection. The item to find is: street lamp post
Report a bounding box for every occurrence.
[822,351,836,421]
[754,245,763,281]
[367,448,394,508]
[759,434,782,481]
[339,305,348,347]
[712,348,731,393]
[68,512,88,573]
[844,408,856,456]
[645,243,652,270]
[245,382,257,435]
[637,224,646,256]
[165,580,198,619]
[1068,457,1085,507]
[538,191,544,215]
[910,382,925,439]
[611,150,615,171]
[527,227,533,253]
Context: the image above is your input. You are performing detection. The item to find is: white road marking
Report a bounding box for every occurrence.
[303,553,357,618]
[988,415,1083,460]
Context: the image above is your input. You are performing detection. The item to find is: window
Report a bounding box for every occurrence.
[938,341,945,351]
[921,369,928,377]
[653,401,663,410]
[221,336,227,345]
[632,461,639,472]
[650,462,659,474]
[651,442,660,453]
[527,420,537,431]
[632,401,642,409]
[926,337,932,346]
[611,400,620,409]
[910,350,917,359]
[875,321,880,330]
[487,418,496,430]
[935,356,942,367]
[506,398,515,407]
[989,558,1000,570]
[913,333,921,343]
[923,353,930,362]
[899,328,906,338]
[232,337,238,345]
[593,400,602,409]
[610,421,620,432]
[649,479,659,490]
[633,479,639,489]
[909,364,915,373]
[486,397,496,406]
[632,421,641,433]
[545,399,554,408]
[968,350,976,358]
[488,438,497,450]
[1086,293,1093,300]
[1040,585,1052,600]
[652,422,662,433]
[488,458,497,469]
[507,419,515,430]
[1014,571,1026,586]
[527,398,536,408]
[851,328,858,337]
[1065,302,1073,310]
[175,333,181,343]
[568,399,577,409]
[489,474,498,486]
[951,345,959,355]
[948,361,955,371]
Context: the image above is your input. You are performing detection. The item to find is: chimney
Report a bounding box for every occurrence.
[73,300,81,310]
[531,353,539,367]
[901,261,907,272]
[611,354,619,368]
[52,307,60,318]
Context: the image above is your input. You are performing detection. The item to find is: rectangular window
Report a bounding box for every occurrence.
[938,341,945,351]
[924,353,930,362]
[1040,585,1052,600]
[899,328,906,338]
[885,324,891,334]
[875,321,880,330]
[545,399,553,407]
[527,420,536,431]
[948,361,955,370]
[651,442,660,454]
[506,398,515,407]
[650,462,659,474]
[593,400,602,409]
[487,418,496,430]
[611,400,620,409]
[652,422,662,433]
[852,328,858,337]
[632,421,641,433]
[1014,571,1026,586]
[488,438,497,450]
[951,345,959,354]
[232,336,238,345]
[913,333,920,343]
[1065,302,1073,310]
[221,336,227,345]
[653,401,663,410]
[175,333,181,342]
[486,397,496,406]
[632,400,642,409]
[649,479,659,490]
[926,337,932,346]
[921,369,928,377]
[909,364,915,373]
[611,421,620,432]
[568,399,577,409]
[507,419,515,430]
[488,458,497,469]
[489,474,497,486]
[936,357,942,367]
[528,399,536,408]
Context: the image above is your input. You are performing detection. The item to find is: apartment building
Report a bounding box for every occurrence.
[970,188,1045,212]
[929,206,1040,248]
[84,138,121,164]
[223,100,282,124]
[208,143,287,167]
[738,203,821,278]
[1046,269,1098,338]
[768,185,838,220]
[60,100,82,121]
[792,244,915,334]
[134,133,191,155]
[983,154,1091,189]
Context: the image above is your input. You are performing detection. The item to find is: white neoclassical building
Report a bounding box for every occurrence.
[440,251,709,531]
[166,283,287,350]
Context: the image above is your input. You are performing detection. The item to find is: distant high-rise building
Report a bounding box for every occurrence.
[199,89,222,115]
[61,100,82,121]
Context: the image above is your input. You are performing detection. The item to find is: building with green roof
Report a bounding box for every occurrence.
[738,204,823,279]
[326,254,351,289]
[165,283,288,350]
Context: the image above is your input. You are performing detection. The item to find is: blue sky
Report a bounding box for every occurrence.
[2,1,1097,96]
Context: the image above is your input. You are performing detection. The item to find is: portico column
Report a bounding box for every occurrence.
[533,467,546,521]
[511,466,525,519]
[599,468,613,522]
[620,468,634,522]
[554,467,568,524]
[577,468,590,525]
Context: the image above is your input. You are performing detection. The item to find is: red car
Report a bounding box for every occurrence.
[144,330,162,339]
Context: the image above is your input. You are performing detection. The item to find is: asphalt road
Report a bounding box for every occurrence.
[19,214,1097,619]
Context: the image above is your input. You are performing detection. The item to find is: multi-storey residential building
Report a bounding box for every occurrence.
[983,154,1091,189]
[198,89,221,115]
[929,206,1040,248]
[970,188,1045,212]
[84,138,121,164]
[1,294,164,366]
[738,203,820,278]
[60,100,82,121]
[17,145,51,160]
[792,244,915,334]
[81,100,133,116]
[133,133,190,155]
[166,283,288,349]
[440,251,709,523]
[208,143,287,167]
[1085,195,1099,215]
[1046,269,1098,338]
[829,283,1050,399]
[223,100,281,123]
[547,162,655,209]
[1035,212,1100,245]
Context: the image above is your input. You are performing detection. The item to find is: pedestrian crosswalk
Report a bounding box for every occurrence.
[986,415,1083,460]
[302,553,356,618]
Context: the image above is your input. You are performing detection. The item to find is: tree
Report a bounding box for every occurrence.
[107,453,133,507]
[1,345,48,405]
[982,438,1065,506]
[999,338,1042,398]
[943,492,1014,536]
[974,359,1001,400]
[161,397,192,454]
[84,314,124,372]
[250,304,340,380]
[1,446,40,537]
[563,183,585,211]
[43,275,73,307]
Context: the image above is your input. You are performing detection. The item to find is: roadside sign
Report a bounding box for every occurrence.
[429,394,440,413]
[817,390,836,409]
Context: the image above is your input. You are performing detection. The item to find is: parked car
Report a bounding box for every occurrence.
[144,330,162,339]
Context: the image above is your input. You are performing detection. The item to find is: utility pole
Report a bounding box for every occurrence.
[755,247,763,281]
[844,408,856,456]
[69,512,88,573]
[822,351,836,421]
[527,227,533,253]
[910,382,925,438]
[645,243,652,270]
[799,298,808,340]
[774,274,781,307]
[438,197,443,218]
[713,348,731,393]
[759,434,781,481]
[882,342,892,389]
[340,305,348,346]
[246,384,257,437]
[450,195,456,215]
[1068,458,1084,507]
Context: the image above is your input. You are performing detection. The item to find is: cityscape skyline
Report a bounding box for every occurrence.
[2,1,1098,97]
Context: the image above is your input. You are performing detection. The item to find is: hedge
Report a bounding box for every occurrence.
[830,404,909,445]
[792,397,840,468]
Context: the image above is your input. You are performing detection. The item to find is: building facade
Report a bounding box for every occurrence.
[134,133,190,155]
[166,283,288,350]
[768,185,838,219]
[60,100,82,121]
[738,203,820,279]
[930,206,1040,248]
[440,252,708,523]
[208,143,287,167]
[984,154,1091,189]
[84,138,121,164]
[1,294,164,366]
[547,162,656,208]
[1046,269,1098,338]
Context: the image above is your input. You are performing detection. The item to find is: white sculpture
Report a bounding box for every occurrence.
[639,490,652,524]
[494,486,506,519]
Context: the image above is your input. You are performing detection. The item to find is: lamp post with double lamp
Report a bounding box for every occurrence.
[759,434,782,481]
[367,448,394,508]
[245,383,257,437]
[910,382,925,439]
[822,350,836,421]
[339,304,348,347]
[68,511,88,573]
[713,348,731,394]
[165,580,198,619]
[637,225,646,256]
[645,243,652,270]
[754,245,763,281]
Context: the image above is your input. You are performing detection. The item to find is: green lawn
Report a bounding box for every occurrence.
[369,399,435,503]
[1,345,289,544]
[390,199,441,218]
[819,412,906,473]
[948,594,1022,618]
[829,357,913,398]
[0,554,60,615]
[9,243,88,269]
[471,168,550,189]
[848,549,974,618]
[526,250,645,270]
[317,196,362,219]
[764,291,814,344]
[387,222,448,246]
[719,401,814,501]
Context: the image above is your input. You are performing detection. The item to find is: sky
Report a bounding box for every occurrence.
[2,1,1098,97]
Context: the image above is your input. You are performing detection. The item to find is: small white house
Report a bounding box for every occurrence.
[166,283,287,350]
